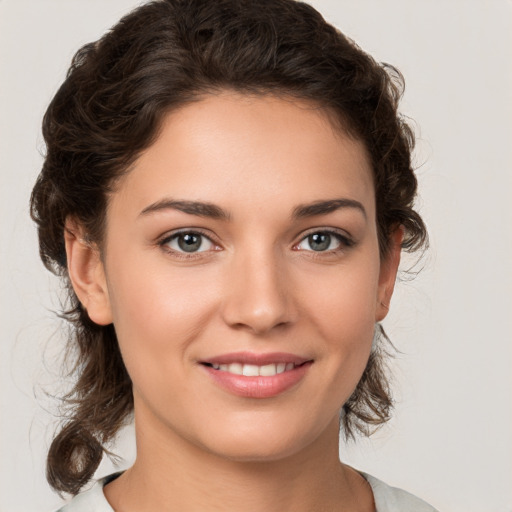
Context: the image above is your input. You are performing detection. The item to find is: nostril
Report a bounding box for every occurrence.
[220,262,296,334]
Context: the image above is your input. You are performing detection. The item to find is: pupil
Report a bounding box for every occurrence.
[178,233,202,252]
[309,233,330,251]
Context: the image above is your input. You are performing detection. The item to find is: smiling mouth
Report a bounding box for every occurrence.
[200,354,313,398]
[203,362,301,377]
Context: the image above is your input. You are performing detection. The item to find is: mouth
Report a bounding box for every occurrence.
[202,361,303,376]
[199,352,313,398]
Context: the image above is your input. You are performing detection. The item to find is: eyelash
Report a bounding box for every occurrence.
[157,228,355,259]
[158,229,220,260]
[293,229,355,254]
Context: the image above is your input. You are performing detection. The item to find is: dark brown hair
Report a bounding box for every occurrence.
[31,0,427,496]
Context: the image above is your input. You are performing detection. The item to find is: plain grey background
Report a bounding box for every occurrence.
[1,1,511,511]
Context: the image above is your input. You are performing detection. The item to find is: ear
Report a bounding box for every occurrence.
[64,218,113,326]
[375,226,403,322]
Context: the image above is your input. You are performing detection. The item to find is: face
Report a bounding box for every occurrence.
[69,92,400,462]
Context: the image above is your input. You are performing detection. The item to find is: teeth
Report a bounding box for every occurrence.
[228,362,243,375]
[210,362,297,376]
[242,364,260,376]
[259,364,277,376]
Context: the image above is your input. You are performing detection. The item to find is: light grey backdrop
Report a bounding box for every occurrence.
[1,1,511,511]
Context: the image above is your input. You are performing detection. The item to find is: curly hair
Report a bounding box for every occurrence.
[30,0,427,496]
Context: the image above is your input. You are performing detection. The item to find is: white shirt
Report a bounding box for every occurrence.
[55,472,439,511]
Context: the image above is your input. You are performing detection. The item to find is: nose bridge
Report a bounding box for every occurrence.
[221,243,293,334]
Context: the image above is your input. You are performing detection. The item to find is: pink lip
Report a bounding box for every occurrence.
[199,352,313,399]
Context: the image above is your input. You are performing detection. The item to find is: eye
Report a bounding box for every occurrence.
[295,231,351,252]
[162,231,216,253]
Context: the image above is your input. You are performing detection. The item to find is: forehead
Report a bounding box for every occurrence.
[111,91,375,219]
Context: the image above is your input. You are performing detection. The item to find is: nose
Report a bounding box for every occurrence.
[221,249,295,335]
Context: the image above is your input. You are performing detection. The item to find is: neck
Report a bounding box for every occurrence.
[104,413,373,512]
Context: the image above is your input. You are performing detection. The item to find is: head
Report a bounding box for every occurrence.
[31,0,427,496]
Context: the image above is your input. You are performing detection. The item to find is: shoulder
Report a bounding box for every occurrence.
[53,474,119,512]
[361,472,440,512]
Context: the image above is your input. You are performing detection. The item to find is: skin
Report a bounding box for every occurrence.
[65,91,402,512]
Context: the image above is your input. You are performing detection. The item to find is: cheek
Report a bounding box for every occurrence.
[106,268,222,431]
[297,255,380,393]
[105,254,220,373]
[299,256,380,342]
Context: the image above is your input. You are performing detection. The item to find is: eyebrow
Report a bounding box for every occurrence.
[139,197,366,221]
[140,199,230,220]
[292,198,367,219]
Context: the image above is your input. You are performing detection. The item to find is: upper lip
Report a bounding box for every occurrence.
[201,351,312,366]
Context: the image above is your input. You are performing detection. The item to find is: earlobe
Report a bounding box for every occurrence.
[375,226,403,322]
[64,219,113,326]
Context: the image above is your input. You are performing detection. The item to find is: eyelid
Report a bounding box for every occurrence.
[155,226,354,258]
[293,227,355,251]
[157,228,222,256]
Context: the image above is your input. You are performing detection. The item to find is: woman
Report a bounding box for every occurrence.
[31,0,436,510]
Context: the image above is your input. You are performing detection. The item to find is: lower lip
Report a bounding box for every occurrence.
[202,362,312,398]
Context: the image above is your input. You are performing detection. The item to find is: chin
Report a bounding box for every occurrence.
[194,413,332,464]
[206,437,307,463]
